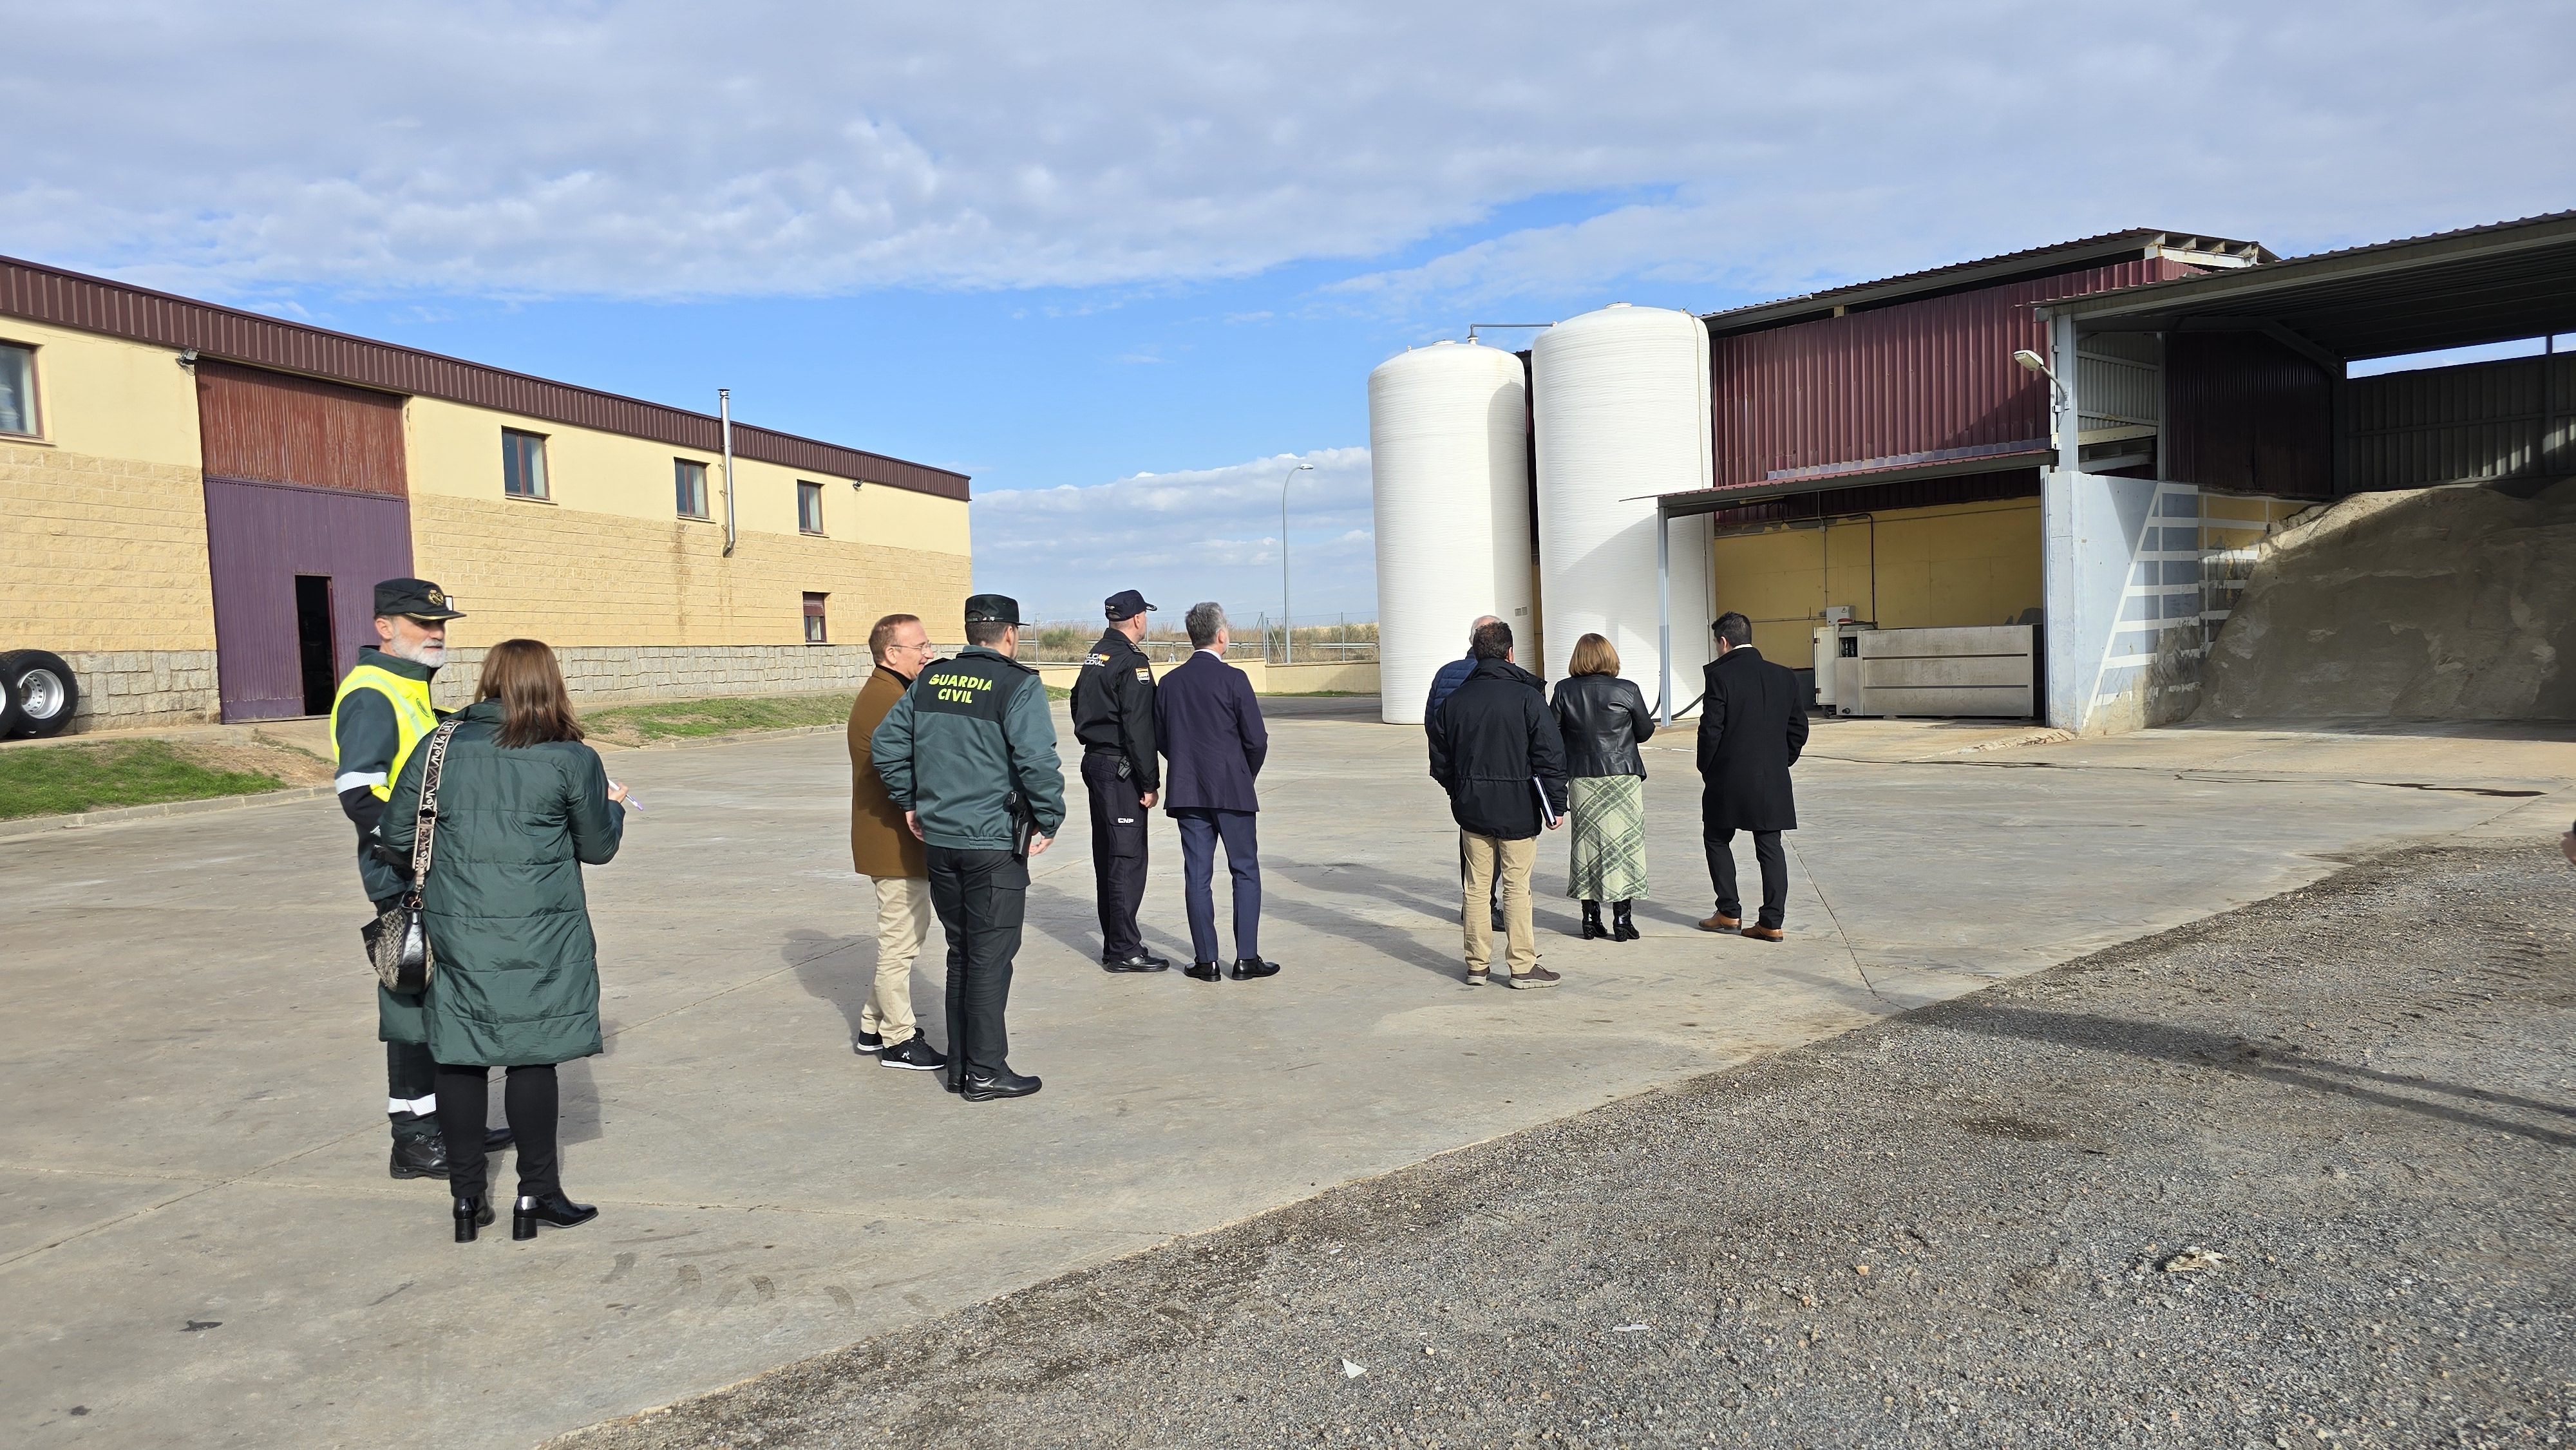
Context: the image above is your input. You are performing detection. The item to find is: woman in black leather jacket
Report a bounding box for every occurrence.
[1549,633,1655,941]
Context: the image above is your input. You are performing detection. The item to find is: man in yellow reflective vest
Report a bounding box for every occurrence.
[330,578,508,1179]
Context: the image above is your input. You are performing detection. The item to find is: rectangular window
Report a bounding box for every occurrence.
[502,428,550,499]
[802,592,829,643]
[675,458,709,518]
[0,342,37,437]
[797,480,826,534]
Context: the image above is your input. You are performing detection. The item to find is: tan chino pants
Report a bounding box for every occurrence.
[1460,831,1539,977]
[860,874,936,1046]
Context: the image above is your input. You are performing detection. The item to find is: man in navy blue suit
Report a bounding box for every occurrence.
[1153,601,1278,982]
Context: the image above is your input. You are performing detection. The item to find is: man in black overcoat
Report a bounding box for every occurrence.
[1695,610,1808,941]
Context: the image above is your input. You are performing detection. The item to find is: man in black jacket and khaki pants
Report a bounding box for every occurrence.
[1697,610,1810,943]
[1429,619,1569,988]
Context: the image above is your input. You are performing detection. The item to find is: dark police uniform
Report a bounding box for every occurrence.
[1070,589,1162,968]
[869,594,1066,1100]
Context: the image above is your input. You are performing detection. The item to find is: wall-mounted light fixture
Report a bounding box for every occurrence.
[2011,348,2066,407]
[176,348,198,369]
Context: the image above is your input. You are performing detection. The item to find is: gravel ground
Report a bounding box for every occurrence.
[557,843,2575,1450]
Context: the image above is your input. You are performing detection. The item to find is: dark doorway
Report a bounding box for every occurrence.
[295,576,338,715]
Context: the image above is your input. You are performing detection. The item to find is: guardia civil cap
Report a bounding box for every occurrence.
[1103,589,1156,621]
[963,593,1023,626]
[374,578,465,621]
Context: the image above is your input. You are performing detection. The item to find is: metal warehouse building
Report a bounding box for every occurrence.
[0,256,972,731]
[1649,229,2281,724]
[1636,211,2575,732]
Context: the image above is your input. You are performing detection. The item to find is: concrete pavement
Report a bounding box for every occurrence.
[2,701,2567,1447]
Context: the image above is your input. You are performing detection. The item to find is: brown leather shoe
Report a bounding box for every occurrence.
[1698,913,1741,933]
[1743,924,1785,943]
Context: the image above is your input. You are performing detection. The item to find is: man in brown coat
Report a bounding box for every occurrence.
[846,612,948,1072]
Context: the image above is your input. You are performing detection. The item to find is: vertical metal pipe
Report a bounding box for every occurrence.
[1656,505,1672,725]
[719,388,738,558]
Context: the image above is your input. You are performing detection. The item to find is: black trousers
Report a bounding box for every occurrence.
[434,1063,558,1202]
[1173,807,1260,964]
[927,845,1028,1080]
[1082,752,1149,960]
[1707,825,1788,930]
[374,893,439,1119]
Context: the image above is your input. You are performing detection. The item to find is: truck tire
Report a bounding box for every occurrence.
[2,650,78,738]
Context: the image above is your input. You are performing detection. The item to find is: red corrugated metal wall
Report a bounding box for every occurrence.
[1710,258,2195,490]
[2164,334,2334,498]
[197,361,408,496]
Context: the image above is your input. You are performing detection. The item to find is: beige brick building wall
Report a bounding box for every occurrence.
[0,442,216,654]
[0,319,216,659]
[1,319,974,731]
[410,493,972,651]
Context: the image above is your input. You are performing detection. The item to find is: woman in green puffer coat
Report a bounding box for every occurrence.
[383,638,627,1243]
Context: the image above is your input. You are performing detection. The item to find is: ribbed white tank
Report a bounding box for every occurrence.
[1367,341,1535,725]
[1532,304,1715,711]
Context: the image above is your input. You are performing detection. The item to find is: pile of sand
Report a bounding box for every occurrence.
[2197,476,2575,721]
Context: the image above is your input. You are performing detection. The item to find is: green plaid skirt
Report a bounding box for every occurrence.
[1565,774,1649,901]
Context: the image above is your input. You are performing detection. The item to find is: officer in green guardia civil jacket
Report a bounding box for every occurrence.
[328,578,507,1181]
[870,593,1065,1102]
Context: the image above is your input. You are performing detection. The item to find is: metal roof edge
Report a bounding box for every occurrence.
[2036,210,2576,323]
[1700,230,2271,335]
[0,253,971,500]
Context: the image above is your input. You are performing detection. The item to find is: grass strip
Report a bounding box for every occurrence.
[0,740,284,820]
[585,692,856,745]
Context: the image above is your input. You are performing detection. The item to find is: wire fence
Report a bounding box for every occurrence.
[1016,614,1379,666]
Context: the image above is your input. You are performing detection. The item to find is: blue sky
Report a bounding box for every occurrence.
[10,1,2573,623]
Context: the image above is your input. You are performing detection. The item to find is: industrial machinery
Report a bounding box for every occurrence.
[1811,607,1872,714]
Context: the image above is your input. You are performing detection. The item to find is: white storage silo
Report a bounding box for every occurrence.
[1368,341,1535,724]
[1532,303,1714,711]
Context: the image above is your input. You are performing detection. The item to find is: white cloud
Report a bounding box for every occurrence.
[971,447,1376,623]
[7,2,2567,306]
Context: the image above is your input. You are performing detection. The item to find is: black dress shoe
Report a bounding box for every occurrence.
[960,1069,1043,1102]
[453,1196,495,1243]
[512,1192,598,1239]
[1184,961,1224,982]
[1229,957,1280,981]
[1102,952,1171,972]
[484,1126,515,1151]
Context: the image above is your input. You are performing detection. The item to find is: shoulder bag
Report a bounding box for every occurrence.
[361,719,463,993]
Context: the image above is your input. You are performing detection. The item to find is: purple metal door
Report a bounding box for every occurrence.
[203,477,415,721]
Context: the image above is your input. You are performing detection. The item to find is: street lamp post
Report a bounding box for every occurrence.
[1279,461,1314,663]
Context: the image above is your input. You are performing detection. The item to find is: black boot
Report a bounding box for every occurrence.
[390,1112,450,1180]
[1580,900,1605,939]
[453,1196,494,1243]
[1612,900,1640,942]
[513,1192,598,1239]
